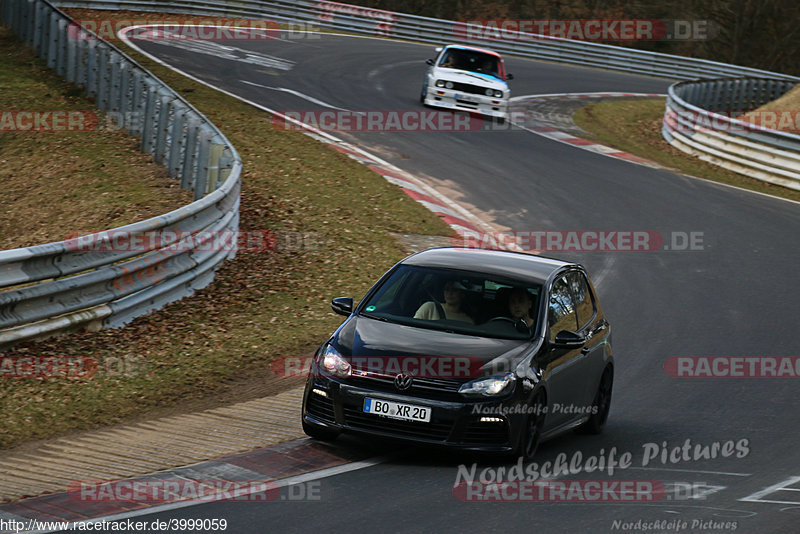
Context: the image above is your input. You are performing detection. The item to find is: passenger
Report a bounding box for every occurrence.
[440,54,457,68]
[478,58,497,75]
[507,287,535,327]
[414,280,474,323]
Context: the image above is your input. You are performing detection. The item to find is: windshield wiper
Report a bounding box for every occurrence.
[361,312,389,322]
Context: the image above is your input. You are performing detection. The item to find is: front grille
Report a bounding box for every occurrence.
[343,407,453,441]
[449,81,492,96]
[306,391,335,424]
[462,416,510,445]
[348,372,463,401]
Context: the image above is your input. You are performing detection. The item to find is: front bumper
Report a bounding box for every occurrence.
[302,375,524,452]
[424,87,508,119]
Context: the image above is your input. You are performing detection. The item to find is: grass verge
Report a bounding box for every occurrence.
[572,98,800,203]
[0,14,453,449]
[0,26,193,250]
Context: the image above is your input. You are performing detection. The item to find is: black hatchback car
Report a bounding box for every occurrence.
[301,248,613,458]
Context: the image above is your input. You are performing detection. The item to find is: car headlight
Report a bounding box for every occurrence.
[459,373,515,396]
[485,88,493,96]
[319,344,351,378]
[435,80,445,88]
[445,81,454,89]
[493,90,503,98]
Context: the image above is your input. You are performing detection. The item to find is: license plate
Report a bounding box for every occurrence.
[455,93,477,104]
[363,398,431,423]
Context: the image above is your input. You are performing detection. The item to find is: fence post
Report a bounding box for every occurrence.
[154,93,172,166]
[86,38,98,98]
[181,117,199,190]
[194,129,213,200]
[140,81,159,155]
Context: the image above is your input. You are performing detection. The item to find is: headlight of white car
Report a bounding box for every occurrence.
[459,373,515,396]
[493,90,503,98]
[435,80,445,88]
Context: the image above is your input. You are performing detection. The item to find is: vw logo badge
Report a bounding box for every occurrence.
[394,373,413,391]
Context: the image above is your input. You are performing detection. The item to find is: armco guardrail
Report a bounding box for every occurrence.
[0,0,241,348]
[53,0,799,82]
[663,78,800,191]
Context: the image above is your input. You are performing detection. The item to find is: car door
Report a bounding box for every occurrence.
[568,270,608,410]
[537,273,586,430]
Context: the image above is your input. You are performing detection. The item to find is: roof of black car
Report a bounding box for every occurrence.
[402,248,573,284]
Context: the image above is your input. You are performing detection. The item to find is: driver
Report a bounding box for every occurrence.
[414,280,474,323]
[507,287,535,327]
[440,53,457,68]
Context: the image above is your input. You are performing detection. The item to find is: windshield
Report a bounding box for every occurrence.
[438,48,503,78]
[359,265,541,340]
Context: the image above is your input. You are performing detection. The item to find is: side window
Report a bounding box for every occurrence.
[548,276,578,341]
[370,269,413,311]
[568,271,596,329]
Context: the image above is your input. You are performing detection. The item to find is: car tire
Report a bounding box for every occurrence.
[576,366,613,435]
[302,418,340,442]
[518,391,546,459]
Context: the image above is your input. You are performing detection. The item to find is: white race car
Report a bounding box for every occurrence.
[420,44,513,122]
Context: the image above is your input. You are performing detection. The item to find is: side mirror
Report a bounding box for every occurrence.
[506,73,514,80]
[552,330,586,349]
[331,297,354,317]
[426,58,435,66]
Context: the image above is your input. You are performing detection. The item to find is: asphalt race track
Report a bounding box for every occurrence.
[105,30,800,533]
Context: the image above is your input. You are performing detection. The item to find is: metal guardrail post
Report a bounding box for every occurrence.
[96,43,110,111]
[140,80,158,154]
[27,1,39,49]
[181,117,199,189]
[38,1,48,49]
[108,50,122,114]
[54,17,67,75]
[207,143,223,195]
[74,31,87,89]
[129,69,144,137]
[65,23,77,83]
[118,57,131,115]
[154,92,172,166]
[85,37,97,98]
[194,129,212,200]
[168,105,186,178]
